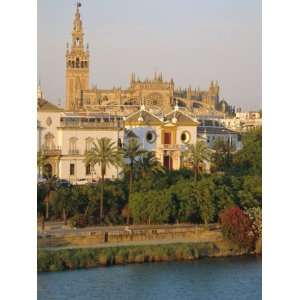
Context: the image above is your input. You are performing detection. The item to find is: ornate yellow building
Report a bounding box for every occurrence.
[65,3,232,116]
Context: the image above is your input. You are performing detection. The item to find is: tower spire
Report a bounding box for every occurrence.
[65,2,89,111]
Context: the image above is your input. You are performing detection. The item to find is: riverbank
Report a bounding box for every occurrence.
[38,239,257,272]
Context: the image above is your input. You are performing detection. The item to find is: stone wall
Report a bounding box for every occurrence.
[38,225,221,248]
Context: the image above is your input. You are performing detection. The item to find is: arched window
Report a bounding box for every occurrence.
[85,137,94,152]
[44,132,55,149]
[69,137,78,154]
[86,164,91,175]
[81,61,84,68]
[85,61,88,68]
[76,58,80,68]
[72,61,75,68]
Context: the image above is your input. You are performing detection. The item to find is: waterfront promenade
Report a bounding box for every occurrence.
[38,222,222,250]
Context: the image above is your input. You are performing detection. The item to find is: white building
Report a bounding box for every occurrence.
[222,111,262,132]
[38,94,244,181]
[38,98,123,183]
[197,126,242,151]
[124,105,198,170]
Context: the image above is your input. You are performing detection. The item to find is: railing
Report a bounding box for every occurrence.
[60,121,123,129]
[160,144,180,150]
[41,146,61,156]
[69,149,80,155]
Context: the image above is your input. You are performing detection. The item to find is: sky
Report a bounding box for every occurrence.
[38,0,261,111]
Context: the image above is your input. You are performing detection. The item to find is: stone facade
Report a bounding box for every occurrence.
[65,4,233,116]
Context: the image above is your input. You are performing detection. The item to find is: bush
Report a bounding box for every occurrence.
[69,214,87,228]
[219,207,255,251]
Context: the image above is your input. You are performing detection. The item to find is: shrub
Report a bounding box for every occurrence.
[219,207,255,251]
[69,214,87,228]
[246,207,262,240]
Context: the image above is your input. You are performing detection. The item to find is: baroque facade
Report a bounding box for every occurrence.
[65,4,233,116]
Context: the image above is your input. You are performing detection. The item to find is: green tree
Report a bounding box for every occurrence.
[169,180,198,223]
[213,185,236,214]
[51,187,74,225]
[192,180,215,225]
[238,175,262,209]
[184,140,211,181]
[231,128,262,176]
[122,138,146,195]
[129,190,173,224]
[43,177,57,220]
[212,138,236,172]
[85,137,122,223]
[136,151,165,177]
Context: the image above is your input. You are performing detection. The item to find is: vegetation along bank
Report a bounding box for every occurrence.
[38,239,261,272]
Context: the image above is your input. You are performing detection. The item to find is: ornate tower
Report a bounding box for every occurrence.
[204,80,220,109]
[65,3,89,111]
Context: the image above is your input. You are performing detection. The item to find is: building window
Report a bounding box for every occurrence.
[70,163,75,176]
[180,131,191,144]
[164,132,172,144]
[118,138,122,148]
[44,132,55,149]
[85,137,94,152]
[69,137,78,154]
[146,130,156,144]
[86,164,91,175]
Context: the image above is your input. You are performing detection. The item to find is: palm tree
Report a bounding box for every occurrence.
[44,176,57,220]
[184,140,211,181]
[136,151,165,177]
[122,138,146,195]
[85,137,122,224]
[212,138,236,172]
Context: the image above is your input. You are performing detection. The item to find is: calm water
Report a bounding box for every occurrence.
[38,256,261,300]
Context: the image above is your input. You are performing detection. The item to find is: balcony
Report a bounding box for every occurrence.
[59,120,123,129]
[160,144,180,150]
[69,149,80,155]
[41,146,61,156]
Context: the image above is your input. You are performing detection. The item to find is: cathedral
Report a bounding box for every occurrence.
[65,3,233,116]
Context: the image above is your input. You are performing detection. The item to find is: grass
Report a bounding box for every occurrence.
[37,241,249,272]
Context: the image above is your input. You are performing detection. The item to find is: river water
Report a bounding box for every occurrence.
[38,256,261,300]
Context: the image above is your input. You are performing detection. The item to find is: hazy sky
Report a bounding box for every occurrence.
[38,0,261,110]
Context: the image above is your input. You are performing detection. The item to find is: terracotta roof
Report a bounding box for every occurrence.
[164,110,198,125]
[125,109,163,124]
[37,98,64,112]
[197,126,238,135]
[125,129,138,138]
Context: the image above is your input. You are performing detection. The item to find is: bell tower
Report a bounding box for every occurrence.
[65,2,89,111]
